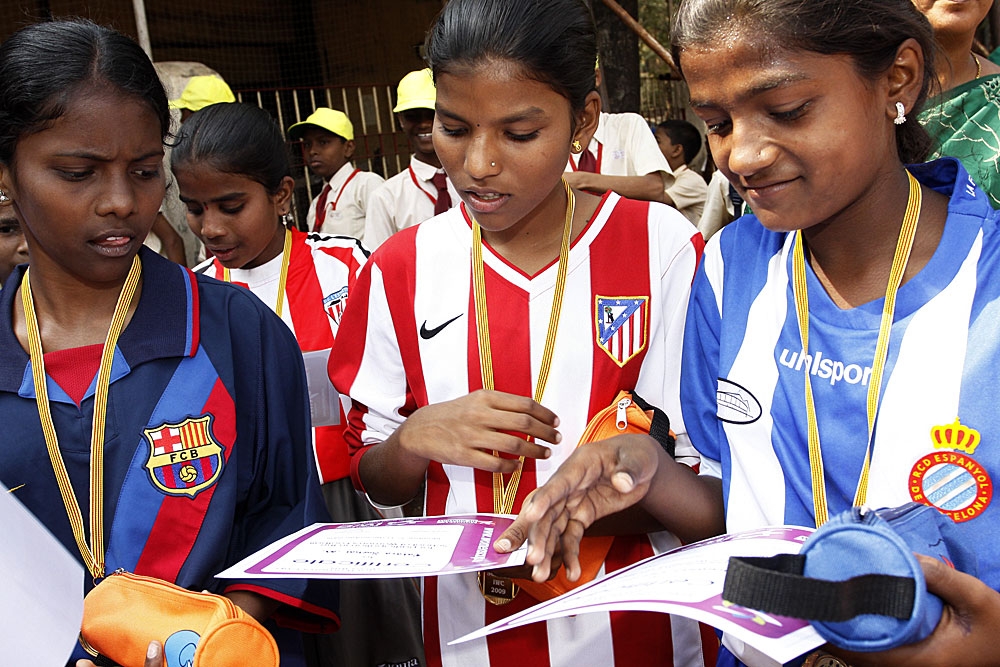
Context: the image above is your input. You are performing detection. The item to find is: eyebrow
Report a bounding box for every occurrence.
[689,71,810,109]
[435,105,547,125]
[52,149,165,162]
[178,192,247,204]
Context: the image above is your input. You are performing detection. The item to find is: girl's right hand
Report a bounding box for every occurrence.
[396,389,561,471]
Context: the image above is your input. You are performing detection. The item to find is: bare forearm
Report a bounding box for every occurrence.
[639,448,726,544]
[566,172,667,202]
[357,430,430,507]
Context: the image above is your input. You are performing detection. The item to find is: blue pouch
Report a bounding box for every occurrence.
[723,502,978,652]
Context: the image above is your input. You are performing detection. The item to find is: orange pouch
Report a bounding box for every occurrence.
[517,390,676,602]
[80,571,280,667]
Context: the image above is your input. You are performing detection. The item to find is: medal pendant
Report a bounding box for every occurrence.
[478,571,519,605]
[802,651,851,667]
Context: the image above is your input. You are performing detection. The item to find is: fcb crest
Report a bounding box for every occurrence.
[144,415,224,498]
[595,296,649,367]
[324,286,349,325]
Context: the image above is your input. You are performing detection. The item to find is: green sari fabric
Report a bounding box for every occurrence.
[919,74,1000,209]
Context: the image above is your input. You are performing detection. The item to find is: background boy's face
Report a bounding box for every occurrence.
[300,127,354,180]
[399,108,436,159]
[655,127,683,163]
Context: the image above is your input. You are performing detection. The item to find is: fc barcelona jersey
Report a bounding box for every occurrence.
[0,248,338,661]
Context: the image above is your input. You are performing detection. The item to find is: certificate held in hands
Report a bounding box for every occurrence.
[216,514,526,580]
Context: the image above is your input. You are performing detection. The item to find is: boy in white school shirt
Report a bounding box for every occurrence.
[288,108,383,243]
[365,68,457,249]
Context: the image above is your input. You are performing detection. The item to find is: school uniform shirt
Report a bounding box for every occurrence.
[566,111,672,180]
[196,228,368,484]
[0,248,338,663]
[664,163,708,227]
[306,162,384,244]
[365,154,458,250]
[331,192,714,667]
[681,158,1000,663]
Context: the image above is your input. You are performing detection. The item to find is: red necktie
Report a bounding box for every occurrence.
[313,183,332,232]
[577,147,598,173]
[432,172,452,216]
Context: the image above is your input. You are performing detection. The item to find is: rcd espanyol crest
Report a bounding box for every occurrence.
[595,296,649,366]
[144,415,224,498]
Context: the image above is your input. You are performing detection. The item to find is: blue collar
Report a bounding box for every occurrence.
[0,247,199,394]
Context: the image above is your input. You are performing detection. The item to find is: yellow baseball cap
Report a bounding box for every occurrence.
[287,108,355,141]
[169,75,236,111]
[393,68,436,113]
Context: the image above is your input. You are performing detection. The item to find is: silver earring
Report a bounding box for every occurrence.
[0,191,8,204]
[894,102,907,126]
[281,212,294,227]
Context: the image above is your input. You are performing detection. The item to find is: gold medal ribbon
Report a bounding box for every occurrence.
[222,227,292,318]
[793,170,921,526]
[471,180,575,604]
[22,255,142,579]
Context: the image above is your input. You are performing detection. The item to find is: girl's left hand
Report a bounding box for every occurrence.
[76,640,163,667]
[836,555,1000,667]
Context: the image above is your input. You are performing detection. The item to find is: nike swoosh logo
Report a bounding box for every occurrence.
[420,314,462,339]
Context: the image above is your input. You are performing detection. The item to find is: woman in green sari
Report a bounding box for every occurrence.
[916,0,1000,208]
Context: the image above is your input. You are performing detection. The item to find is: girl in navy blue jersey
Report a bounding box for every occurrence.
[0,19,336,667]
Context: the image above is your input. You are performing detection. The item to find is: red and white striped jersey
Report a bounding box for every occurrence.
[198,228,368,483]
[331,192,714,667]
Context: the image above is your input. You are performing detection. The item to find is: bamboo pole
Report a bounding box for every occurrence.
[599,0,679,77]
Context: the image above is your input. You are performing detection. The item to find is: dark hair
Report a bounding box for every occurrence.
[0,19,169,165]
[671,0,937,163]
[171,103,291,194]
[658,119,702,165]
[425,0,597,113]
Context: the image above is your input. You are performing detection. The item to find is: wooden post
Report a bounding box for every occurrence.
[599,0,679,77]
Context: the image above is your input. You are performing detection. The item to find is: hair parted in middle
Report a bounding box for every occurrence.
[172,102,291,195]
[424,0,598,114]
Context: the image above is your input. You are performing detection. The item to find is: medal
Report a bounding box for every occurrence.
[802,650,851,667]
[469,179,575,604]
[477,571,521,606]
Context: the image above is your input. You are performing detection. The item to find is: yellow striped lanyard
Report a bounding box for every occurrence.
[21,255,142,580]
[222,227,292,318]
[471,179,575,515]
[793,170,921,526]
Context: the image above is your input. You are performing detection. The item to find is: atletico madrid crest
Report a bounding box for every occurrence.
[595,296,649,367]
[143,415,224,498]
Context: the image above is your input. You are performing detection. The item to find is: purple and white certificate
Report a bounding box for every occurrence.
[451,526,824,665]
[216,514,526,579]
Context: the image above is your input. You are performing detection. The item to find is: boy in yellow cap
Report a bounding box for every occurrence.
[288,109,383,243]
[364,68,456,249]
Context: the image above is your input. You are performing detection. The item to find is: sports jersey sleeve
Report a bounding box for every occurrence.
[635,204,703,468]
[203,283,339,630]
[363,182,396,250]
[680,238,725,477]
[328,249,414,493]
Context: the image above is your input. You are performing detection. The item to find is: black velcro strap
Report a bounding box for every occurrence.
[629,392,675,458]
[723,555,917,622]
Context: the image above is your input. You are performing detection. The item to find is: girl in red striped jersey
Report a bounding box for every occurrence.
[171,102,425,667]
[328,1,716,665]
